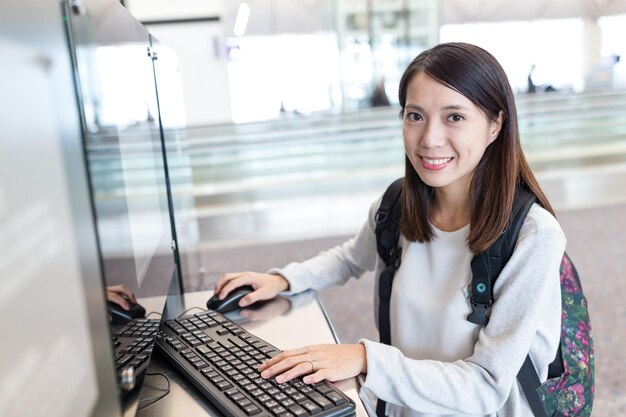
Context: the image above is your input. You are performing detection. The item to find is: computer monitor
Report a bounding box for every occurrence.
[1,0,190,414]
[64,0,178,305]
[62,0,181,413]
[0,22,121,417]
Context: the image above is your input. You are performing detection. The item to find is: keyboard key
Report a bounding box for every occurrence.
[281,399,296,408]
[220,340,235,350]
[231,393,246,402]
[117,354,133,367]
[216,380,233,391]
[274,393,288,402]
[264,400,279,409]
[128,359,143,368]
[292,393,307,403]
[257,394,271,403]
[300,400,322,415]
[270,406,288,416]
[201,369,219,380]
[225,388,240,397]
[229,337,248,348]
[299,386,314,394]
[315,384,332,394]
[197,345,211,355]
[289,405,308,417]
[243,405,262,415]
[308,393,332,410]
[324,391,347,406]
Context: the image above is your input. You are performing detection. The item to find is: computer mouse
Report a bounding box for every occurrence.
[206,285,254,313]
[107,300,146,324]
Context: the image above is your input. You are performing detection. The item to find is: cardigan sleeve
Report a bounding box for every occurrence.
[359,205,566,415]
[268,196,382,295]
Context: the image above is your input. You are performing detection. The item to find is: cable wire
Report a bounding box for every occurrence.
[137,372,171,410]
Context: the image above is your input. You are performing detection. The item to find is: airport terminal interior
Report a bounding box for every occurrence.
[2,0,626,416]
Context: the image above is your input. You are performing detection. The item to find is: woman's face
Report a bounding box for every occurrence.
[402,72,503,196]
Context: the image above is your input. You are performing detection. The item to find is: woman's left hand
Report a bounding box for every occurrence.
[258,344,367,384]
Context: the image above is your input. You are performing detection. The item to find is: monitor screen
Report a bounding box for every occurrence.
[66,0,177,303]
[63,0,179,412]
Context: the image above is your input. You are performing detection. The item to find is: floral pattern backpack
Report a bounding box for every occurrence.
[375,179,594,417]
[535,254,594,416]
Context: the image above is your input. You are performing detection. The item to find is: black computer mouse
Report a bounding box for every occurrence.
[206,285,254,313]
[107,300,146,324]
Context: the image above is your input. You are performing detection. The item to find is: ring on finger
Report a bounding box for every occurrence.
[306,361,316,373]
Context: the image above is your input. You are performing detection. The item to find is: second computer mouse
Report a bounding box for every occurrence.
[206,285,254,313]
[107,300,146,324]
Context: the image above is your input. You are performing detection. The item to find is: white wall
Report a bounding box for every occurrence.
[126,0,232,126]
[148,22,232,126]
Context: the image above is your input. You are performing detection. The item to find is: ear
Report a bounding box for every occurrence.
[487,110,504,144]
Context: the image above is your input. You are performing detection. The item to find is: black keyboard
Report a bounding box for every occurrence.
[156,310,356,417]
[112,318,160,392]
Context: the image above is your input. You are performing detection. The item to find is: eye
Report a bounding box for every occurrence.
[405,112,423,122]
[447,113,465,122]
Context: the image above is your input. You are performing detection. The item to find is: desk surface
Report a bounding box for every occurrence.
[133,290,367,417]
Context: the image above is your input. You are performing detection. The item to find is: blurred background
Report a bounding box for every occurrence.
[85,0,626,415]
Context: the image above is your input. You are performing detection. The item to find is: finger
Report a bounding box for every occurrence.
[116,285,137,303]
[213,272,243,295]
[273,361,315,384]
[239,287,273,307]
[259,352,303,376]
[108,293,130,310]
[108,284,124,294]
[302,369,327,385]
[259,347,310,371]
[219,275,256,300]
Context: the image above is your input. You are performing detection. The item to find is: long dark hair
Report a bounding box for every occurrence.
[398,42,554,254]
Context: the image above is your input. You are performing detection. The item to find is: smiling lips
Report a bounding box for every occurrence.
[420,156,453,171]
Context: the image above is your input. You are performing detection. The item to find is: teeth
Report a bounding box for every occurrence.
[424,157,452,165]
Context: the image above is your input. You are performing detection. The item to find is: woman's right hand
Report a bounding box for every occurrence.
[106,284,137,310]
[213,272,290,308]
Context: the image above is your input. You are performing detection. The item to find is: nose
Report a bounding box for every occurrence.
[420,120,445,149]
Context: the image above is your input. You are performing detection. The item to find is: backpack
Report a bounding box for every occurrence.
[374,178,594,417]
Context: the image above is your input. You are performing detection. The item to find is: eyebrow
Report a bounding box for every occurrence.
[405,104,470,111]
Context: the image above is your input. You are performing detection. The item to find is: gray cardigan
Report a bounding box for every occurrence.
[270,196,566,416]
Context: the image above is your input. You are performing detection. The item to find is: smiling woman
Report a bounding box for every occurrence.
[212,42,574,417]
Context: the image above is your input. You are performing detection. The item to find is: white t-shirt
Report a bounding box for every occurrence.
[388,224,480,417]
[392,225,476,363]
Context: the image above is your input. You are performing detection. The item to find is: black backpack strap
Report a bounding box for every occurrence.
[375,177,403,346]
[467,188,536,325]
[374,178,403,417]
[375,178,404,268]
[518,356,550,417]
[467,188,549,417]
